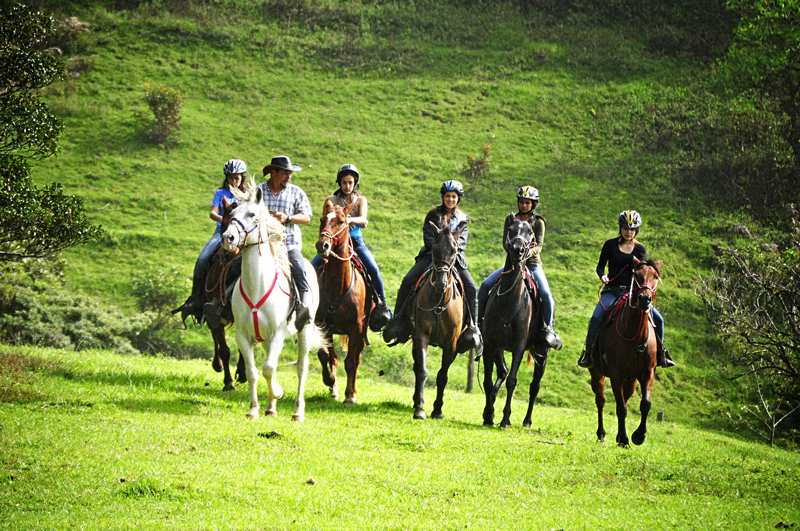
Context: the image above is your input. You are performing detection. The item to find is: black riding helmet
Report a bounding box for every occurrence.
[336,164,360,189]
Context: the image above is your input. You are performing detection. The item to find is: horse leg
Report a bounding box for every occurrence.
[500,349,525,428]
[236,330,260,419]
[211,326,234,391]
[431,345,458,419]
[235,351,246,384]
[632,369,654,445]
[611,379,630,447]
[590,370,606,442]
[343,333,364,405]
[522,347,548,428]
[482,347,499,426]
[317,331,338,399]
[292,324,313,422]
[412,338,428,420]
[262,329,287,417]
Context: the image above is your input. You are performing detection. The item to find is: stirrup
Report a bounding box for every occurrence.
[658,346,676,368]
[542,326,563,350]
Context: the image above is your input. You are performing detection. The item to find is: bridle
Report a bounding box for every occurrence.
[626,266,660,310]
[417,240,458,314]
[319,214,354,262]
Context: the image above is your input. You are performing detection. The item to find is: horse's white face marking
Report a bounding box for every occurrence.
[326,211,337,222]
[222,200,262,252]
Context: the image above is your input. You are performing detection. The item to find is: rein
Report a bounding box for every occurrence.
[615,270,660,342]
[416,255,458,313]
[320,220,355,262]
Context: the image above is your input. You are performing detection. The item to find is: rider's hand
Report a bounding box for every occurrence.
[601,274,610,284]
[272,211,288,224]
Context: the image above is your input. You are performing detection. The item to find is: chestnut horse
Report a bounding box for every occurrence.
[411,218,467,420]
[315,200,370,404]
[482,219,550,428]
[590,258,662,446]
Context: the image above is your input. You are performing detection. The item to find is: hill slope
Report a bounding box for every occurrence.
[28,1,746,428]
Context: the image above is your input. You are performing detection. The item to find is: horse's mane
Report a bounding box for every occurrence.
[233,182,291,279]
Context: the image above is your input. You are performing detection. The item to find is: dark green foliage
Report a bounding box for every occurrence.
[699,215,800,443]
[720,0,800,166]
[131,267,185,312]
[0,3,102,261]
[632,91,797,222]
[143,82,182,145]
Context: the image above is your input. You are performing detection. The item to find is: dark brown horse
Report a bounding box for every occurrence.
[482,219,551,428]
[590,258,662,446]
[314,200,370,404]
[411,218,467,420]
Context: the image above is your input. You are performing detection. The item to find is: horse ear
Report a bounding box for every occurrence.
[453,220,468,235]
[343,201,356,216]
[321,199,334,218]
[222,196,232,210]
[255,186,263,204]
[427,220,442,233]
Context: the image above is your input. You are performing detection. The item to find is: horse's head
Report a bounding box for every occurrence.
[316,199,352,260]
[630,257,662,311]
[430,217,467,291]
[504,219,533,264]
[221,187,267,252]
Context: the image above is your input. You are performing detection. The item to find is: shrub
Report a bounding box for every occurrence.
[143,82,182,145]
[131,267,186,312]
[460,143,492,183]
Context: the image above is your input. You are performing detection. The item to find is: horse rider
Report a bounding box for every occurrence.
[258,155,313,330]
[383,179,482,352]
[477,185,563,350]
[178,158,247,323]
[311,163,392,324]
[577,210,675,369]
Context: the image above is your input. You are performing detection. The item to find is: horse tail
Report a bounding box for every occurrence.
[300,322,328,353]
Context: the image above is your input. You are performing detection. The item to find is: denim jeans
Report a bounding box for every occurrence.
[478,264,555,327]
[192,232,222,299]
[311,235,386,301]
[585,288,665,347]
[288,247,309,293]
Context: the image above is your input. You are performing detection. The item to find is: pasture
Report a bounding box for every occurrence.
[1,346,799,528]
[3,1,799,527]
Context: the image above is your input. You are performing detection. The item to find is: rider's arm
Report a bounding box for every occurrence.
[347,196,368,228]
[531,217,544,255]
[596,240,611,282]
[421,208,438,250]
[287,188,312,225]
[210,206,223,222]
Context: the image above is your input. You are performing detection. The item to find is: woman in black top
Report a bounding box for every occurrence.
[577,210,674,368]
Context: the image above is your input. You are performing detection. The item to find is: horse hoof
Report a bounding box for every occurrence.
[522,420,532,428]
[413,409,426,420]
[329,386,339,400]
[632,431,646,445]
[246,409,259,420]
[499,420,511,429]
[212,358,222,373]
[292,413,304,423]
[265,409,277,417]
[344,396,357,406]
[483,420,494,427]
[431,410,443,420]
[222,383,235,392]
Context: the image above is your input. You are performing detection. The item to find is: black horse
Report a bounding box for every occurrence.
[481,219,550,428]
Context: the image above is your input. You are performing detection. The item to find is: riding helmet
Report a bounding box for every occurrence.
[618,210,642,229]
[517,185,539,201]
[440,179,464,197]
[223,159,247,176]
[336,164,360,186]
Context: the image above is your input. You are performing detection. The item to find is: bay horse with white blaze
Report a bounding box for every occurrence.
[589,258,662,446]
[221,187,324,421]
[411,218,467,420]
[482,219,551,428]
[315,199,370,404]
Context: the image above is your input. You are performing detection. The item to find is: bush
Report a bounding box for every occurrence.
[131,267,186,312]
[460,143,491,183]
[143,82,182,145]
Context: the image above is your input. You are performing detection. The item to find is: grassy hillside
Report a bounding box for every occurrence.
[24,1,753,430]
[2,345,799,528]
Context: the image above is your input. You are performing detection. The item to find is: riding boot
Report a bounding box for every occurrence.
[383,281,413,344]
[542,325,563,350]
[577,333,596,368]
[456,297,483,355]
[295,289,311,331]
[369,294,393,332]
[657,341,676,368]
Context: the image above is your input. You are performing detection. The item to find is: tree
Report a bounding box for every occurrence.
[699,212,800,443]
[0,3,102,261]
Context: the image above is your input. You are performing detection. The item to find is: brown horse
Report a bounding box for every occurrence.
[314,200,370,404]
[590,258,662,446]
[482,219,551,428]
[411,218,467,420]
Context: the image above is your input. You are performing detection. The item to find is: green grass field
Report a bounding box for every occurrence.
[2,346,799,528]
[4,1,798,526]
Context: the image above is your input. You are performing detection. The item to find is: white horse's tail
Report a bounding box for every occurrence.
[299,322,327,353]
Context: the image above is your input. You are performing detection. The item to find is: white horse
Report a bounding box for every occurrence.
[221,186,323,422]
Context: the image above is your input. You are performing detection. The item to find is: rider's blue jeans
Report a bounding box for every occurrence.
[192,231,222,300]
[478,264,555,327]
[585,288,665,349]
